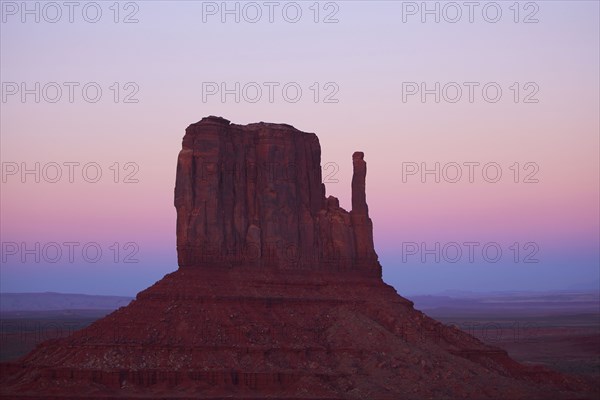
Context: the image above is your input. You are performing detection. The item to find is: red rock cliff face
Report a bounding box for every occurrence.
[175,116,380,275]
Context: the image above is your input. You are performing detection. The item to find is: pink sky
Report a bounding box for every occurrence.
[1,1,598,295]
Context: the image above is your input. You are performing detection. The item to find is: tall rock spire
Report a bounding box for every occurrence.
[350,151,377,264]
[351,151,368,213]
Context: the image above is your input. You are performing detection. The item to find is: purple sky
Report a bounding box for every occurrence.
[1,1,598,295]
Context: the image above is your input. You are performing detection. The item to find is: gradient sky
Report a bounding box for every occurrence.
[1,1,598,296]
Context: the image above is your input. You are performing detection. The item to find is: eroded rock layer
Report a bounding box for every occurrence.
[1,268,591,400]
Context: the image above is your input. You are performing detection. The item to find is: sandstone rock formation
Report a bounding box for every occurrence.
[0,117,597,399]
[175,116,379,274]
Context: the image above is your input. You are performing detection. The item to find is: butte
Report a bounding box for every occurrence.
[0,116,596,399]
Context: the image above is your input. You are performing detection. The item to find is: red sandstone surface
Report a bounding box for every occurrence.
[1,116,597,399]
[175,116,378,273]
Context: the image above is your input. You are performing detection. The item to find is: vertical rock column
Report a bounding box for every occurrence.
[350,152,377,265]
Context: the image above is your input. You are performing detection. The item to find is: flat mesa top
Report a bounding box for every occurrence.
[189,115,304,133]
[195,115,231,125]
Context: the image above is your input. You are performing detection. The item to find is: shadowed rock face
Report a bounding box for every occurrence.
[175,116,380,275]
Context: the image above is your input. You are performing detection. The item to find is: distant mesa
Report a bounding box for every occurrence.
[0,117,596,399]
[0,292,133,312]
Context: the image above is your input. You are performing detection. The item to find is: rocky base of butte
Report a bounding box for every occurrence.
[0,116,596,399]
